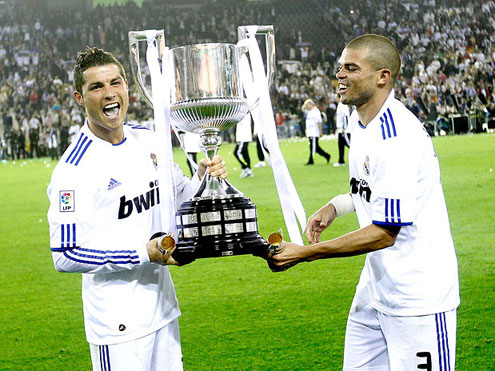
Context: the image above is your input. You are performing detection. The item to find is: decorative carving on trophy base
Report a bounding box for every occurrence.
[173,195,268,264]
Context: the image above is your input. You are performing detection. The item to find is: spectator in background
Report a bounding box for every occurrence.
[302,98,330,165]
[16,129,26,160]
[0,132,6,161]
[234,114,254,178]
[334,100,351,167]
[59,124,70,154]
[6,130,16,160]
[68,121,81,143]
[316,100,328,134]
[0,0,494,148]
[253,113,268,168]
[46,123,58,161]
[28,113,41,158]
[253,134,267,168]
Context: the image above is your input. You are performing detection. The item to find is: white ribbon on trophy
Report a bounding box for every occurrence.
[238,26,307,245]
[144,30,177,235]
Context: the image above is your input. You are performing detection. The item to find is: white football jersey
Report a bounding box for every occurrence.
[335,102,350,131]
[235,114,253,143]
[305,106,322,137]
[348,90,459,316]
[47,122,199,345]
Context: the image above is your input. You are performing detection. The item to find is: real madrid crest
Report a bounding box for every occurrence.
[150,153,158,169]
[363,155,370,176]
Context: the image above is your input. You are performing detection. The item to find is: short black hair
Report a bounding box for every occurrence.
[73,47,127,94]
[346,34,401,83]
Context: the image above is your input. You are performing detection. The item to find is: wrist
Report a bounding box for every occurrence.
[328,194,354,217]
[304,239,333,261]
[147,239,162,263]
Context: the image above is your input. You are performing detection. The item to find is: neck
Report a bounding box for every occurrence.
[356,88,392,126]
[87,120,125,145]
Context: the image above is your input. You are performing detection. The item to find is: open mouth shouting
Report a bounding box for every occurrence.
[103,102,121,119]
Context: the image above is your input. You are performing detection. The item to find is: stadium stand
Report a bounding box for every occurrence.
[0,0,494,160]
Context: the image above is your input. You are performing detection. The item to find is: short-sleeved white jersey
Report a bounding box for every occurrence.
[348,90,459,316]
[305,106,322,137]
[335,102,350,131]
[47,122,199,345]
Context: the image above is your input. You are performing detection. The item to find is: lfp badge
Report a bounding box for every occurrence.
[59,190,75,212]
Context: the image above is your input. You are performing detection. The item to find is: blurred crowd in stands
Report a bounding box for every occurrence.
[0,0,494,160]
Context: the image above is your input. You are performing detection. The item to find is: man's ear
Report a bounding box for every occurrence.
[377,68,392,87]
[74,91,84,106]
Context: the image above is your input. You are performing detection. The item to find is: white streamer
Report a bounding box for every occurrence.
[145,30,177,234]
[238,27,307,244]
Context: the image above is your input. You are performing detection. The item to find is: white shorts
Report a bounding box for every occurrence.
[343,295,457,371]
[89,319,183,371]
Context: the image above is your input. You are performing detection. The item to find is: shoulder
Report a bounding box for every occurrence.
[54,130,98,177]
[376,99,422,142]
[373,101,431,162]
[124,121,153,132]
[48,154,90,196]
[123,122,157,150]
[309,108,321,118]
[123,122,153,141]
[391,98,421,124]
[59,130,96,168]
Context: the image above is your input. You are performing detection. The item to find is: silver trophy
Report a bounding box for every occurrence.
[129,26,275,262]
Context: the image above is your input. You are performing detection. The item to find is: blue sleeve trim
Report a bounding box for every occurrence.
[51,247,76,252]
[52,246,141,266]
[373,220,413,227]
[63,251,140,265]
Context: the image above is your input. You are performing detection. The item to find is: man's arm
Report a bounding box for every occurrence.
[47,167,154,274]
[269,223,399,270]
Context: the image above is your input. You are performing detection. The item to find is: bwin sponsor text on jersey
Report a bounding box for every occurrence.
[118,180,160,219]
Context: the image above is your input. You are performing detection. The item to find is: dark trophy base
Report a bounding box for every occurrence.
[173,195,269,265]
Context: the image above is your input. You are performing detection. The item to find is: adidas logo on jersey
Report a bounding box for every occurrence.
[108,178,122,190]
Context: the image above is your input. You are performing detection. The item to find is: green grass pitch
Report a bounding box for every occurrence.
[0,134,494,370]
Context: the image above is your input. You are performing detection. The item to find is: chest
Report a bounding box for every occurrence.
[90,141,161,220]
[349,126,376,183]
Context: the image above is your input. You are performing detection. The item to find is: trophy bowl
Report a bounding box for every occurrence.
[170,97,248,133]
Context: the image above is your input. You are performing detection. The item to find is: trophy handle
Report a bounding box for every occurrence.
[237,25,275,87]
[128,30,166,108]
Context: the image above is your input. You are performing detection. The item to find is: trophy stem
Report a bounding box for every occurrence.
[200,129,221,160]
[197,129,226,198]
